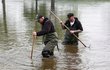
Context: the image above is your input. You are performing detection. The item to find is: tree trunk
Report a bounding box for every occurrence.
[2,0,7,33]
[51,0,55,11]
[36,0,38,14]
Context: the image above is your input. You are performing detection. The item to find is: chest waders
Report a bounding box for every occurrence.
[42,32,59,58]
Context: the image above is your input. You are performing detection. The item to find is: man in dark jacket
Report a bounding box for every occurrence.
[61,13,83,45]
[33,15,58,58]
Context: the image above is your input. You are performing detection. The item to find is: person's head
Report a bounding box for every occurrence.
[67,13,75,22]
[36,15,45,24]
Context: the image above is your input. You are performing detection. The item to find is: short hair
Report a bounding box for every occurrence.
[67,13,74,18]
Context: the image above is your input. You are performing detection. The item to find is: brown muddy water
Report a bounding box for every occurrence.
[0,0,110,70]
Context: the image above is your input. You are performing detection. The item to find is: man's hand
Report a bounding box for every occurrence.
[32,31,37,36]
[60,21,65,26]
[70,30,75,34]
[70,30,82,34]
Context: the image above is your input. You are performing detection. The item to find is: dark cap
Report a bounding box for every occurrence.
[36,15,43,20]
[36,15,43,22]
[67,13,74,18]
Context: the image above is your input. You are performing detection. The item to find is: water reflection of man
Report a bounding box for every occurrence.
[61,13,83,45]
[40,58,56,70]
[64,45,78,53]
[32,15,58,58]
[64,45,82,70]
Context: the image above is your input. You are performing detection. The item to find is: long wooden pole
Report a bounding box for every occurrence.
[31,20,37,59]
[31,35,35,59]
[50,10,87,47]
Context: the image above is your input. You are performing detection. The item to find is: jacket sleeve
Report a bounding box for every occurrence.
[37,21,51,36]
